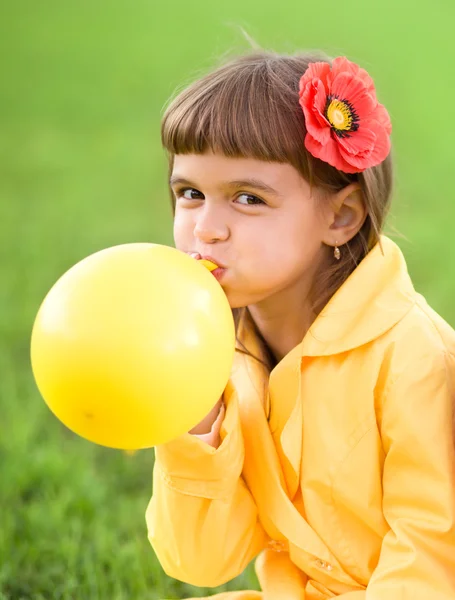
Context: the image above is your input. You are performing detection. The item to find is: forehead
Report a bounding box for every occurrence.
[172,152,309,194]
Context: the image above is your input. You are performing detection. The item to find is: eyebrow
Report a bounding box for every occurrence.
[169,176,283,198]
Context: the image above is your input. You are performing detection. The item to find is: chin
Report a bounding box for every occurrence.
[223,286,266,310]
[220,288,246,310]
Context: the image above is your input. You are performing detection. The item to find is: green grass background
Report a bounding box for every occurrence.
[1,1,454,598]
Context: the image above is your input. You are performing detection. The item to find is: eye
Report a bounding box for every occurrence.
[176,188,204,201]
[235,193,265,206]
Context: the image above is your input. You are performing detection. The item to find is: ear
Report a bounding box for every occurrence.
[322,183,367,247]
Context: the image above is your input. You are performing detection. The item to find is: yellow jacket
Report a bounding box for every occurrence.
[147,236,455,599]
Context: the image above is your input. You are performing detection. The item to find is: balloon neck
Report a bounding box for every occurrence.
[199,259,218,272]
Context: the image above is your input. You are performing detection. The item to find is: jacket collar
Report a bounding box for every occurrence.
[299,235,416,356]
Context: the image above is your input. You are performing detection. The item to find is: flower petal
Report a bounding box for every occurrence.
[304,79,328,119]
[299,80,331,144]
[330,57,376,95]
[330,73,376,120]
[363,119,391,165]
[338,120,390,170]
[305,132,361,173]
[329,57,359,80]
[299,61,331,93]
[373,102,392,135]
[337,124,376,156]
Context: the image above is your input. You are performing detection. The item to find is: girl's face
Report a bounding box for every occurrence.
[171,151,331,309]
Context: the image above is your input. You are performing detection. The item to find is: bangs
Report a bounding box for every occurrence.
[161,53,312,171]
[161,51,362,193]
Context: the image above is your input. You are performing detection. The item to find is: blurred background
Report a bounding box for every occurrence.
[1,0,454,598]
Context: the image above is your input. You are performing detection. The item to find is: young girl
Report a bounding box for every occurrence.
[145,50,455,599]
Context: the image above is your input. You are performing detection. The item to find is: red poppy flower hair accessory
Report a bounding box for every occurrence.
[298,57,392,173]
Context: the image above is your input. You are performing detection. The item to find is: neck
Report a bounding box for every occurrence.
[247,278,317,364]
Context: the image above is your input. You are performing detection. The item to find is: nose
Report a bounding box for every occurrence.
[193,203,229,244]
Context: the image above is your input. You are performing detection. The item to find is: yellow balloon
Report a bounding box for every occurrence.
[30,243,235,449]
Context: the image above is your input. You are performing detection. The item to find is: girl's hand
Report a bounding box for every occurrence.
[189,397,223,435]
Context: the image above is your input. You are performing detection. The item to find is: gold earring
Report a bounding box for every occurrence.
[334,243,341,260]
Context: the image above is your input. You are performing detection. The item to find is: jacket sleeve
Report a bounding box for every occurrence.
[145,392,268,588]
[337,350,455,599]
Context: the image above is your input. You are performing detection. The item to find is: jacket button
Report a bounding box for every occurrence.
[268,540,285,552]
[316,559,333,571]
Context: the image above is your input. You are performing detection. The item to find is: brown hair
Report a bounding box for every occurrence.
[160,50,393,365]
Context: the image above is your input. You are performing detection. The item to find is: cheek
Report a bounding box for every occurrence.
[173,211,193,246]
[249,217,321,269]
